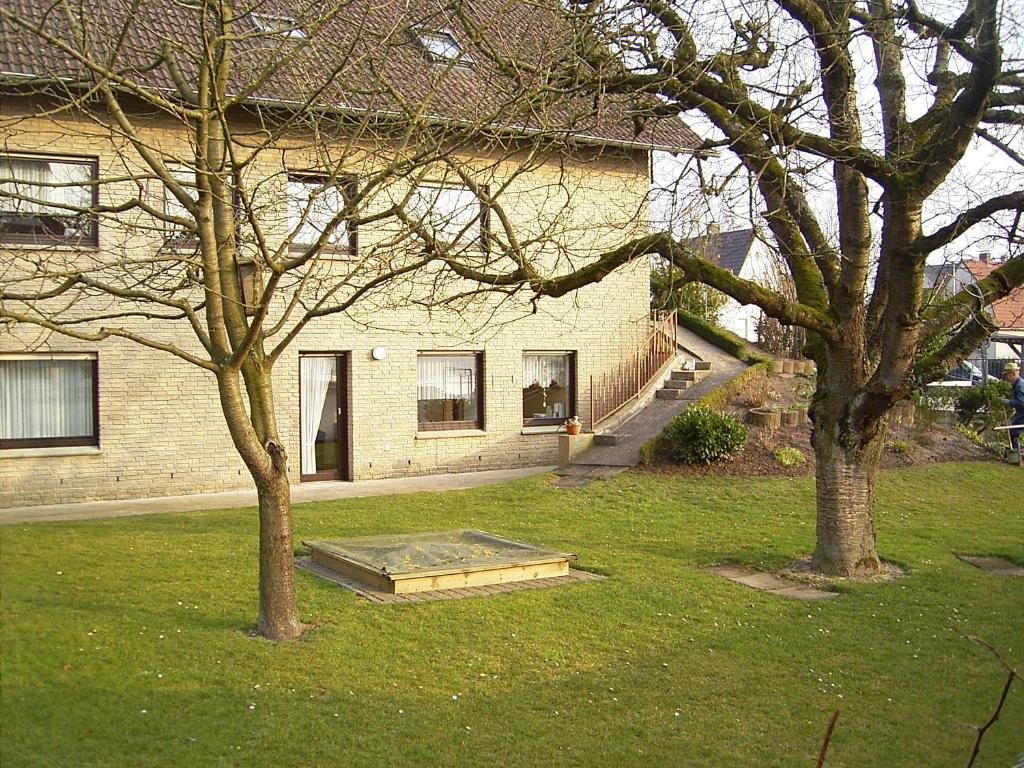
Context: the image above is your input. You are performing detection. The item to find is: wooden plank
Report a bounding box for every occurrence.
[391,559,570,594]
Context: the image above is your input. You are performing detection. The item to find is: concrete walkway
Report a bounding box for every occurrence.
[0,466,554,525]
[574,324,748,467]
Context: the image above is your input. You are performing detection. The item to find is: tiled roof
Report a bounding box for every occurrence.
[681,228,755,275]
[0,0,701,153]
[962,260,1024,331]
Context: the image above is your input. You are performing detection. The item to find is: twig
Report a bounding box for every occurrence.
[815,710,840,768]
[965,636,1019,768]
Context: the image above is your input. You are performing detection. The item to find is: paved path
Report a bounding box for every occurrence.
[573,324,748,467]
[0,466,554,525]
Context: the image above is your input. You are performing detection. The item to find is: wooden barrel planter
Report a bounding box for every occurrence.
[748,407,781,428]
[793,360,813,375]
[780,407,808,427]
[780,359,795,374]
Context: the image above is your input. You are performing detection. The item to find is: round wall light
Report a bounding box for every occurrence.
[371,346,388,361]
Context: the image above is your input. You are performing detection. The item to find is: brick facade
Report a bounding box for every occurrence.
[0,107,653,507]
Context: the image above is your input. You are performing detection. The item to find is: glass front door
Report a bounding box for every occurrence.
[299,354,348,481]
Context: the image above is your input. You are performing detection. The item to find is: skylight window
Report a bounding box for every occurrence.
[413,28,473,66]
[250,13,307,39]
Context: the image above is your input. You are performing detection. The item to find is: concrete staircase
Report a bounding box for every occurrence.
[568,325,747,466]
[654,361,713,400]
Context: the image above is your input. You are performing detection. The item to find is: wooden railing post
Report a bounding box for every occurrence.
[590,374,595,430]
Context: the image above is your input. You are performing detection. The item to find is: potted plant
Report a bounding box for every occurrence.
[564,416,583,435]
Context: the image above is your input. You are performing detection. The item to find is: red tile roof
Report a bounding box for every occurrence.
[0,0,701,153]
[962,260,1024,331]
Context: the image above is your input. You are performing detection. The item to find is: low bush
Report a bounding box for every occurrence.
[675,309,770,366]
[661,406,747,464]
[699,361,774,411]
[955,423,983,445]
[888,439,913,454]
[739,376,778,408]
[774,446,806,466]
[955,381,1012,429]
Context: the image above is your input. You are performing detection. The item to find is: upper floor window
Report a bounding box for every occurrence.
[408,182,487,247]
[160,165,202,248]
[417,352,484,430]
[0,353,99,449]
[286,174,357,254]
[412,28,473,66]
[523,352,575,426]
[250,13,307,38]
[0,155,98,246]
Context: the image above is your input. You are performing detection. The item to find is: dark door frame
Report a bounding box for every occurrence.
[298,352,351,482]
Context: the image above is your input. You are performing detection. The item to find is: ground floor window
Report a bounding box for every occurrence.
[417,352,483,430]
[523,352,575,426]
[0,353,98,448]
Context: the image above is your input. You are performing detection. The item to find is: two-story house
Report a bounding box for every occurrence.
[0,0,700,507]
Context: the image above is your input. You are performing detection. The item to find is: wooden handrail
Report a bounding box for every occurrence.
[590,310,678,428]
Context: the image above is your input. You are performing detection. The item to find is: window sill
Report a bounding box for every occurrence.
[0,445,102,459]
[521,425,563,435]
[0,241,98,251]
[415,429,487,440]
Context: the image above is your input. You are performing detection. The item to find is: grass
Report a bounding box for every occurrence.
[1,462,1022,767]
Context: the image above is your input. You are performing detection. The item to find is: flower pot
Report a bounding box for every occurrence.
[565,423,582,435]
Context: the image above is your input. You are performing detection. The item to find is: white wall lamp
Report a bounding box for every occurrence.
[371,346,388,361]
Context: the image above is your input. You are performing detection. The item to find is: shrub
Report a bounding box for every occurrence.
[661,406,747,464]
[774,446,805,466]
[699,361,774,410]
[739,376,778,408]
[954,381,1012,429]
[955,423,983,445]
[888,439,913,454]
[675,309,769,366]
[757,314,806,358]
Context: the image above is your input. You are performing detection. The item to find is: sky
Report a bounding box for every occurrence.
[643,0,1023,267]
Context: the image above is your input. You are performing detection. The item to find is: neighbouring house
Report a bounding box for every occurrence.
[924,254,1024,374]
[682,225,781,342]
[955,256,1024,368]
[0,0,700,507]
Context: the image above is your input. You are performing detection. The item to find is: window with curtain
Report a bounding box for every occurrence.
[0,155,97,245]
[417,353,483,430]
[523,352,575,425]
[0,354,98,449]
[286,175,356,253]
[407,182,486,247]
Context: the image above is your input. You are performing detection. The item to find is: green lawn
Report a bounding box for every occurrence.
[1,462,1021,767]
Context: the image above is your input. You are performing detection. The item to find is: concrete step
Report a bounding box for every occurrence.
[662,379,691,390]
[673,370,708,382]
[593,433,630,446]
[656,389,687,400]
[694,360,712,371]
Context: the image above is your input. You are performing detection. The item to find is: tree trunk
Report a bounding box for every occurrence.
[254,465,303,641]
[810,413,883,576]
[216,368,303,640]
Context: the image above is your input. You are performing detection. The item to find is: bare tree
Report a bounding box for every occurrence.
[456,0,1024,575]
[0,0,686,638]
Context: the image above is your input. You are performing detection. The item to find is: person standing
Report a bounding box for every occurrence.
[1003,361,1024,466]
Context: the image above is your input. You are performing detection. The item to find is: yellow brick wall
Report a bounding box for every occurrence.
[0,106,653,507]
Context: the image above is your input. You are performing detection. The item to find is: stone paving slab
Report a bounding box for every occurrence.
[296,557,604,603]
[702,563,837,600]
[731,572,798,591]
[957,555,1024,576]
